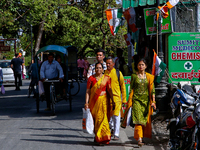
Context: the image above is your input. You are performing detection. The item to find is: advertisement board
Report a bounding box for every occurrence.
[124,76,131,101]
[144,7,173,35]
[168,33,200,84]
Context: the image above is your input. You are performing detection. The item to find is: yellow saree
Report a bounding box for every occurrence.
[88,75,111,144]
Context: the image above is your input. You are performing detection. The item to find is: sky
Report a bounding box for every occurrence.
[116,0,122,4]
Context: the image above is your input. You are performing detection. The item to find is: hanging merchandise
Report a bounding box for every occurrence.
[105,8,123,36]
[123,7,138,33]
[124,33,132,46]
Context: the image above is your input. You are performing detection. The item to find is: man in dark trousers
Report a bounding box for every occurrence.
[11,53,23,90]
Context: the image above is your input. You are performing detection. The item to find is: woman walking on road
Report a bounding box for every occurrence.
[85,62,115,145]
[121,58,156,147]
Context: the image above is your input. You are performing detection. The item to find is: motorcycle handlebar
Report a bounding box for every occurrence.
[160,81,200,100]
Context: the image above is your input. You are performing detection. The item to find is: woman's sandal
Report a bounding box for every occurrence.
[138,140,144,147]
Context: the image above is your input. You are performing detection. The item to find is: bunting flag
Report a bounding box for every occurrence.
[158,6,169,19]
[123,7,138,33]
[152,50,167,83]
[166,0,179,9]
[124,33,132,46]
[105,8,122,36]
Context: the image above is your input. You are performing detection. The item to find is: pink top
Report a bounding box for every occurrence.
[77,59,85,68]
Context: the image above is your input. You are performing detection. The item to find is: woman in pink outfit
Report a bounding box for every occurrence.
[83,57,90,79]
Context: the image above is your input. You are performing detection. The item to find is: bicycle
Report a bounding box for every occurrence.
[27,83,32,98]
[68,78,80,96]
[44,79,60,115]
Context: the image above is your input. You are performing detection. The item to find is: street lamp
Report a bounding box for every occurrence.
[18,28,23,37]
[18,24,33,64]
[30,24,33,63]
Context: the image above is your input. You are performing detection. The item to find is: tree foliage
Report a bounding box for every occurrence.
[0,0,127,60]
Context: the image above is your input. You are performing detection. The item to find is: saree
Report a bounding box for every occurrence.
[121,72,155,141]
[87,75,111,144]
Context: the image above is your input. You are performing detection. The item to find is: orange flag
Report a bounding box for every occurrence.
[123,7,138,33]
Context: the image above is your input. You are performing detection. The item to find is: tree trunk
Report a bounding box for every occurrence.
[34,20,45,54]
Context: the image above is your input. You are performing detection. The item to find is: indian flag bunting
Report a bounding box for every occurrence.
[124,33,132,46]
[158,6,169,19]
[166,0,179,9]
[123,7,138,33]
[105,8,122,36]
[152,50,167,83]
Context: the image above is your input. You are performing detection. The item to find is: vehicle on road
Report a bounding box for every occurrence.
[166,82,200,150]
[34,45,80,115]
[0,60,15,84]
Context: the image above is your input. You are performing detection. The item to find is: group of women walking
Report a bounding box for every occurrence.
[84,57,156,147]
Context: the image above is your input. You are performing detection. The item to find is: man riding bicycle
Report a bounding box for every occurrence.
[40,53,64,111]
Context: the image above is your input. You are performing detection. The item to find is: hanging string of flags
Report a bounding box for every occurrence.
[124,33,132,47]
[123,7,138,33]
[105,8,123,36]
[157,0,180,19]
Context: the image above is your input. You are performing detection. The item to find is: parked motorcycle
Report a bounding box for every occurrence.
[165,82,200,150]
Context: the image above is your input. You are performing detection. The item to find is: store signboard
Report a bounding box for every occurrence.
[124,76,131,101]
[0,46,10,51]
[144,7,173,35]
[168,33,200,84]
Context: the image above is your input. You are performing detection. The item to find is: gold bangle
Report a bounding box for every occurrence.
[152,101,156,104]
[85,103,88,106]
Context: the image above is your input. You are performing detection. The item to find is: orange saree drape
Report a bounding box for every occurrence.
[88,75,111,144]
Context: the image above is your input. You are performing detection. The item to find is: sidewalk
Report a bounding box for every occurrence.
[79,81,170,150]
[120,120,170,150]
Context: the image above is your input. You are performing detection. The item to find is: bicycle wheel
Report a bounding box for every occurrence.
[27,85,32,98]
[36,93,40,113]
[50,85,56,115]
[69,79,80,96]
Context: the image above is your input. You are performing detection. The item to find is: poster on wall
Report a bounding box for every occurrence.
[144,7,173,35]
[168,33,200,84]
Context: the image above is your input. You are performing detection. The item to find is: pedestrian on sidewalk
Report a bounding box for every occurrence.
[104,57,126,141]
[85,62,115,145]
[83,57,89,80]
[87,48,107,79]
[77,56,85,81]
[11,53,24,91]
[28,59,40,98]
[0,66,3,86]
[121,58,156,147]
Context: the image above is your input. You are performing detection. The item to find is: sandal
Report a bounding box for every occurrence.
[138,139,144,147]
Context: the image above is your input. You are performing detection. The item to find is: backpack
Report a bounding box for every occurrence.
[116,69,121,89]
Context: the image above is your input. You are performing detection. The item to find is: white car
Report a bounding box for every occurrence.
[0,60,15,83]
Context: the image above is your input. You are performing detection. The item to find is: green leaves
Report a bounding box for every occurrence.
[0,0,127,58]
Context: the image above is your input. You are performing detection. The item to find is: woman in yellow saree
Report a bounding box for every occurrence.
[121,58,156,147]
[85,63,115,145]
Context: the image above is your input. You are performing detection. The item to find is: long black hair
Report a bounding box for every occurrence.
[95,62,104,69]
[134,58,148,71]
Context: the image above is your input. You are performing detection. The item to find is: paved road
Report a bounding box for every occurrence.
[0,80,169,150]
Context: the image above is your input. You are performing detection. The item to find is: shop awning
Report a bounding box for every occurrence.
[122,0,166,9]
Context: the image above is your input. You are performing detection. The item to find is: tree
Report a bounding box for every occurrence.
[0,0,127,59]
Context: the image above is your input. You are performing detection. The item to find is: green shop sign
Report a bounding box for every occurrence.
[124,76,131,101]
[144,7,173,35]
[168,33,200,84]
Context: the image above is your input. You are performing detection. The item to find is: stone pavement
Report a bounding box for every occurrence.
[79,80,170,150]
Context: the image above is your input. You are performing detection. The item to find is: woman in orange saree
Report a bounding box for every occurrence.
[85,63,115,145]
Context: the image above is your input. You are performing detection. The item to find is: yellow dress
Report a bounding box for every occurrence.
[104,68,126,116]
